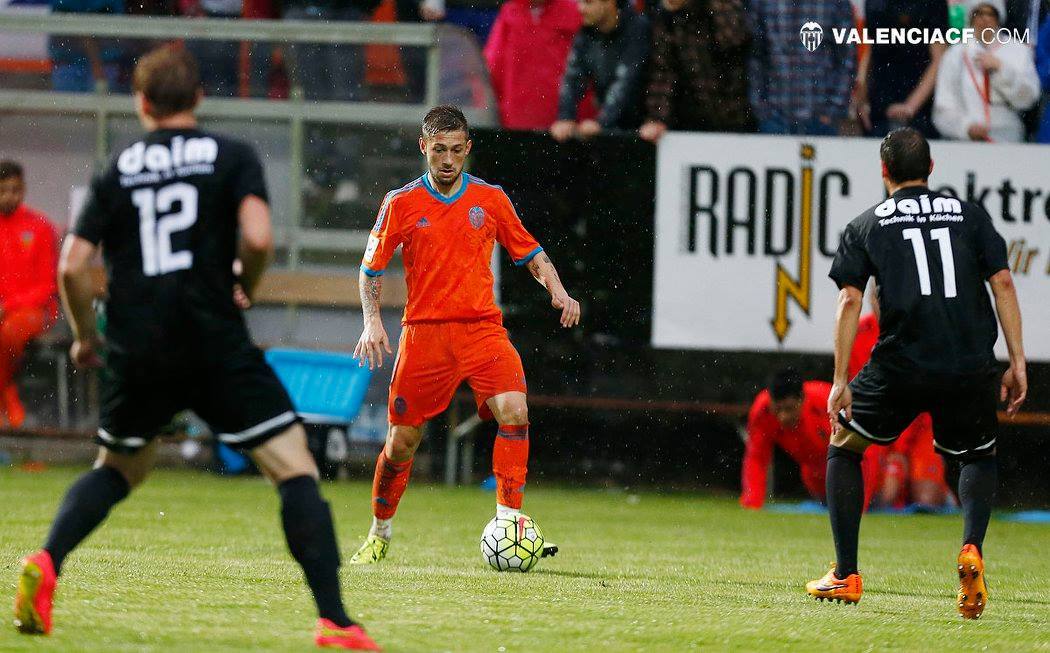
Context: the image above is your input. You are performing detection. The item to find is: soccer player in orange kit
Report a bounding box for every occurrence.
[850,289,952,510]
[349,105,581,563]
[0,160,58,428]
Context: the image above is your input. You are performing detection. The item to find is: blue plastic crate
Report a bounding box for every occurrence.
[265,348,373,425]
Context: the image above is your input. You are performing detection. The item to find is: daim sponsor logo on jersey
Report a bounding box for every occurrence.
[117,136,219,187]
[874,194,964,227]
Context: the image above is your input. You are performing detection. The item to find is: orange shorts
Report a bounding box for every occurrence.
[388,320,527,426]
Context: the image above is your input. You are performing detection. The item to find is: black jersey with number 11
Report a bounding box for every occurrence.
[829,186,1009,377]
[74,128,268,357]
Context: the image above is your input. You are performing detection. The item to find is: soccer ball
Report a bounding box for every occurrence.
[480,514,544,572]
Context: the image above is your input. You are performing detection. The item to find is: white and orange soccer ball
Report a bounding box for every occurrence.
[480,514,544,572]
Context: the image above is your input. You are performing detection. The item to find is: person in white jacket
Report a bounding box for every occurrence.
[933,0,1040,142]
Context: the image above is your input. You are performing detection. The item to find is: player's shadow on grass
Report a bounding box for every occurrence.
[709,577,790,591]
[532,569,632,581]
[865,588,1050,606]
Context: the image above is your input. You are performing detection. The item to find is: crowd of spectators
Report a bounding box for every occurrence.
[32,0,1050,144]
[492,0,1050,144]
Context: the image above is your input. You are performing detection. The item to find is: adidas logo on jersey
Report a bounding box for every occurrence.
[117,136,219,176]
[416,217,431,228]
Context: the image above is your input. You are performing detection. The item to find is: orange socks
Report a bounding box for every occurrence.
[493,424,529,510]
[371,424,528,519]
[371,451,413,520]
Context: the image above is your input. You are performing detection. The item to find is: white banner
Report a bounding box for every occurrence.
[652,133,1050,360]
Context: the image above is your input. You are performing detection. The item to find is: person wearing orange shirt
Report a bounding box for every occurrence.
[0,161,58,428]
[348,105,581,563]
[851,290,953,510]
[741,368,880,510]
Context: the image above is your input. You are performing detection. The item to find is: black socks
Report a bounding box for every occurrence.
[958,456,997,555]
[278,475,353,628]
[44,465,131,575]
[825,448,997,575]
[826,445,865,578]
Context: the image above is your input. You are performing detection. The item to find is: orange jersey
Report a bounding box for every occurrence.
[741,381,881,510]
[361,173,542,325]
[0,204,58,316]
[741,381,834,509]
[848,313,880,381]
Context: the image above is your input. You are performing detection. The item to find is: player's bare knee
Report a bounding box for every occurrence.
[95,446,154,489]
[250,424,319,483]
[489,393,528,425]
[830,427,869,454]
[500,402,528,426]
[387,425,422,461]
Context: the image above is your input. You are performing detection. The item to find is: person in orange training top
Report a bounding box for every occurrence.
[740,368,880,510]
[349,105,581,564]
[850,289,953,510]
[0,160,58,428]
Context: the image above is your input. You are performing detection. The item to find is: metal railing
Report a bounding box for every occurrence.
[0,13,497,267]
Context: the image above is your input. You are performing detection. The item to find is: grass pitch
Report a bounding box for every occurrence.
[1,467,1048,652]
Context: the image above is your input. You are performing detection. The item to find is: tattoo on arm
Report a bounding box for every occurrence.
[527,252,552,279]
[527,252,563,288]
[361,275,383,319]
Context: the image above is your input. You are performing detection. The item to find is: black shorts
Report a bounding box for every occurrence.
[840,363,999,460]
[95,341,299,454]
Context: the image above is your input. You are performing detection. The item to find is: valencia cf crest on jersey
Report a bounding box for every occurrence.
[468,206,485,230]
[20,231,34,249]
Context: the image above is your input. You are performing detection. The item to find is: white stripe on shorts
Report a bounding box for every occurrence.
[217,411,297,444]
[838,411,896,443]
[933,438,996,457]
[97,428,147,449]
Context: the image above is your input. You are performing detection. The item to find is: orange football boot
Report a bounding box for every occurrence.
[13,550,57,635]
[806,564,863,604]
[957,544,988,619]
[315,618,381,650]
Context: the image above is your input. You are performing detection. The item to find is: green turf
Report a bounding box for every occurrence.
[1,467,1048,652]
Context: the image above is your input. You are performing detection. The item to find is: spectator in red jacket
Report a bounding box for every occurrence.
[740,368,880,510]
[484,0,582,130]
[0,161,58,428]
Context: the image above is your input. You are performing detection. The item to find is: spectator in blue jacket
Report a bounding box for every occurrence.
[749,0,856,135]
[1036,13,1050,142]
[550,0,650,140]
[49,0,125,92]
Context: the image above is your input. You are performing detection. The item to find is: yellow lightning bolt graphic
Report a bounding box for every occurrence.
[771,144,815,342]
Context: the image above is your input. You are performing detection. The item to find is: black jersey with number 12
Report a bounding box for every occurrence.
[74,128,268,357]
[829,185,1009,377]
